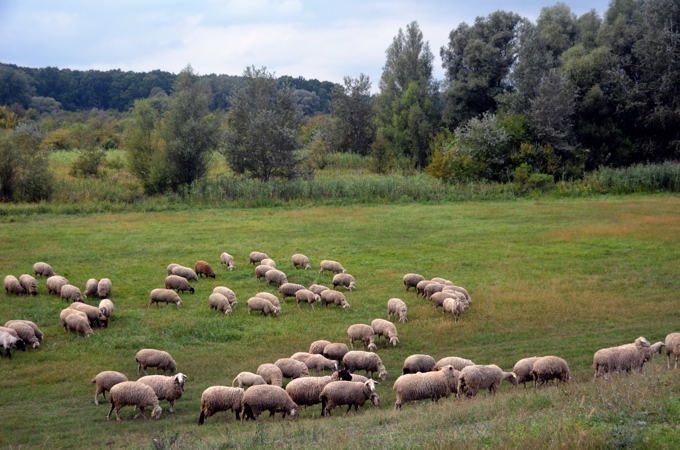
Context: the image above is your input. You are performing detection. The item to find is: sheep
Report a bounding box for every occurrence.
[402,354,436,374]
[0,329,26,358]
[593,336,653,379]
[664,332,680,369]
[241,384,299,421]
[148,288,183,309]
[323,342,350,362]
[393,364,459,409]
[295,288,320,307]
[443,296,468,321]
[255,264,275,280]
[320,289,350,309]
[254,291,280,308]
[91,370,129,405]
[84,278,99,298]
[46,275,69,295]
[274,357,310,379]
[423,282,446,299]
[213,286,238,306]
[4,275,26,295]
[62,310,94,336]
[5,319,44,342]
[97,278,112,298]
[247,296,281,316]
[219,252,235,271]
[165,275,195,294]
[33,261,55,277]
[198,386,244,424]
[232,371,267,388]
[370,318,399,347]
[249,251,269,265]
[309,339,331,355]
[512,357,540,387]
[302,354,339,375]
[194,260,216,278]
[60,284,84,302]
[308,283,330,296]
[137,373,188,413]
[319,259,346,274]
[279,282,305,300]
[256,363,283,387]
[135,348,177,375]
[458,364,518,397]
[68,302,108,327]
[332,273,356,291]
[429,291,457,308]
[166,263,181,275]
[291,253,312,270]
[347,324,377,350]
[18,274,38,295]
[209,292,232,314]
[319,379,379,416]
[261,258,277,268]
[387,297,408,323]
[285,375,334,409]
[403,273,425,291]
[107,381,162,421]
[265,268,288,287]
[98,298,115,319]
[342,350,388,380]
[4,321,40,349]
[169,264,198,281]
[530,356,570,386]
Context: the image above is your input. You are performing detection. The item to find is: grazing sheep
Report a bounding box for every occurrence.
[370,318,399,347]
[0,329,26,358]
[387,298,408,323]
[295,288,320,307]
[332,273,356,291]
[213,286,238,306]
[442,296,468,321]
[68,302,108,327]
[98,298,115,319]
[285,375,334,409]
[323,342,350,362]
[593,337,655,379]
[309,339,331,355]
[219,252,235,271]
[165,275,195,293]
[198,386,244,424]
[458,364,518,397]
[4,321,40,349]
[247,297,281,317]
[279,282,306,300]
[46,275,69,295]
[402,354,436,374]
[512,357,541,387]
[256,363,283,387]
[249,251,269,265]
[33,261,55,277]
[415,279,434,297]
[97,278,112,298]
[320,289,351,309]
[194,260,216,278]
[5,320,43,342]
[18,274,38,295]
[429,291,456,308]
[319,259,346,274]
[60,284,84,303]
[166,263,181,275]
[135,348,177,376]
[241,384,298,421]
[274,358,310,379]
[91,370,129,405]
[393,364,459,409]
[84,278,99,298]
[232,372,267,388]
[403,273,425,291]
[209,293,232,315]
[423,282,446,299]
[319,379,379,416]
[291,253,312,270]
[148,288,183,309]
[308,283,330,296]
[107,381,162,421]
[137,373,188,413]
[172,265,199,281]
[264,269,288,287]
[342,351,388,380]
[254,291,280,308]
[530,356,570,386]
[62,310,94,336]
[665,332,680,369]
[261,258,277,268]
[255,264,275,280]
[347,324,377,350]
[303,354,339,375]
[4,275,26,295]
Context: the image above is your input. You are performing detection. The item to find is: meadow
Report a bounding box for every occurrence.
[1,195,679,449]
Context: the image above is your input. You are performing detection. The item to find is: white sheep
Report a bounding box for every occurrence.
[197,386,244,424]
[46,275,69,295]
[98,299,115,319]
[402,354,436,374]
[254,291,280,308]
[370,318,399,347]
[435,356,476,371]
[261,258,277,268]
[255,264,275,280]
[68,302,108,328]
[291,253,312,270]
[303,354,339,375]
[279,282,306,300]
[665,332,680,369]
[319,379,379,416]
[33,261,55,277]
[332,273,356,291]
[393,364,459,409]
[442,296,468,321]
[387,297,408,323]
[530,356,570,386]
[593,336,654,379]
[249,251,269,265]
[415,279,433,297]
[323,342,350,362]
[232,371,267,388]
[165,275,195,293]
[209,292,233,315]
[458,364,518,397]
[107,381,162,421]
[512,357,540,387]
[135,348,177,375]
[61,309,94,336]
[347,324,377,350]
[18,274,38,295]
[0,329,26,358]
[342,350,388,380]
[423,282,446,299]
[319,259,346,274]
[402,273,425,291]
[264,268,288,287]
[247,297,281,317]
[148,288,183,309]
[320,289,350,309]
[308,283,330,295]
[137,373,188,413]
[5,320,44,343]
[295,288,320,307]
[4,275,26,295]
[274,357,310,379]
[91,370,129,405]
[213,286,238,306]
[241,384,299,421]
[169,264,199,281]
[97,278,112,298]
[84,278,99,298]
[60,284,84,302]
[3,321,40,349]
[256,363,283,387]
[219,252,235,271]
[309,339,331,354]
[285,375,334,410]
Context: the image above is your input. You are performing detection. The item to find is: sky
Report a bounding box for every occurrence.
[0,0,611,89]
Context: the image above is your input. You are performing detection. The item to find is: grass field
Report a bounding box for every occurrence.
[1,195,679,449]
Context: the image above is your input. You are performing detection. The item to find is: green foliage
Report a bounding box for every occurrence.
[330,74,375,155]
[69,148,106,177]
[0,122,53,202]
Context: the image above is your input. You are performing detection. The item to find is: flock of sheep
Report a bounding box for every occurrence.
[3,254,680,425]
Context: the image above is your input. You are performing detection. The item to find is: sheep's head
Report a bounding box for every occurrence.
[389,336,400,346]
[151,405,163,420]
[364,379,377,392]
[369,392,380,406]
[378,366,388,380]
[635,337,651,347]
[175,373,188,390]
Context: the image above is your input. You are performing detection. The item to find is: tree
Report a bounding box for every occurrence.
[224,66,303,181]
[0,122,52,202]
[330,74,375,155]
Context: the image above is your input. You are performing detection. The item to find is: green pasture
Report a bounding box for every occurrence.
[1,195,679,449]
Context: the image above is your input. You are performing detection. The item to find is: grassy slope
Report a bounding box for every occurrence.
[0,195,679,449]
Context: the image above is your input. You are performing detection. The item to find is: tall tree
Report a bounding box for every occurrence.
[330,74,375,155]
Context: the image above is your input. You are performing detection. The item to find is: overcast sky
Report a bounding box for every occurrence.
[0,0,611,88]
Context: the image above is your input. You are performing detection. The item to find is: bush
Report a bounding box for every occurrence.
[70,148,106,177]
[0,122,53,202]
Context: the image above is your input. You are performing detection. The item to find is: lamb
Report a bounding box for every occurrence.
[443,296,468,321]
[4,275,26,295]
[209,292,233,314]
[393,364,459,409]
[664,332,680,369]
[135,348,177,375]
[107,381,162,421]
[254,291,280,308]
[232,371,267,388]
[264,268,288,286]
[169,264,198,281]
[0,329,26,358]
[165,275,195,293]
[91,370,129,405]
[4,321,40,349]
[387,297,408,323]
[458,364,518,397]
[332,273,356,291]
[319,379,379,416]
[285,375,334,409]
[530,356,570,386]
[18,274,38,295]
[241,384,298,421]
[255,264,275,280]
[62,310,94,336]
[60,284,84,302]
[68,302,108,327]
[197,386,244,424]
[512,357,540,387]
[309,339,331,355]
[274,357,310,379]
[291,253,312,270]
[33,261,55,277]
[347,324,377,350]
[137,373,188,413]
[403,273,425,291]
[295,288,320,307]
[148,288,183,309]
[219,252,235,271]
[247,296,281,316]
[342,350,388,380]
[194,260,216,278]
[213,286,238,306]
[5,320,44,342]
[319,259,346,274]
[320,289,350,309]
[249,251,269,265]
[323,342,350,362]
[46,275,69,295]
[593,336,654,379]
[84,278,99,298]
[97,278,112,298]
[256,363,284,386]
[370,318,399,347]
[402,354,436,374]
[279,282,306,300]
[98,298,115,319]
